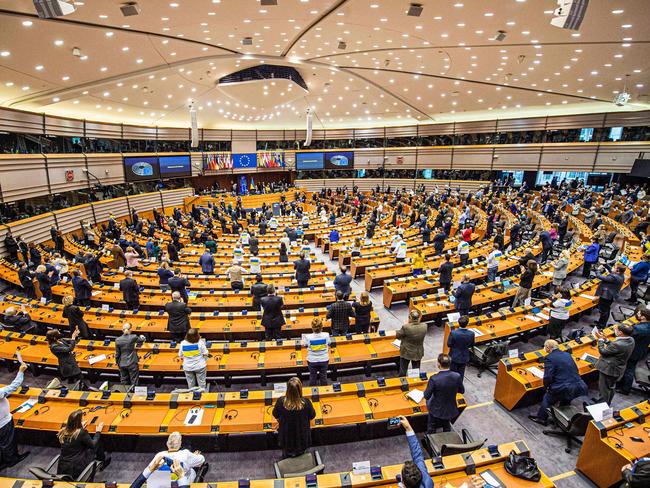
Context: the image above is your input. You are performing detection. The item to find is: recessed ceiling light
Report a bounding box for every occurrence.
[169,2,179,7]
[54,40,64,46]
[105,31,114,37]
[612,9,624,14]
[62,75,70,80]
[622,24,632,28]
[0,51,10,57]
[22,20,33,27]
[35,65,44,70]
[52,97,60,102]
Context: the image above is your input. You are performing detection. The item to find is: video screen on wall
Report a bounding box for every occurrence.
[579,128,594,142]
[609,127,623,141]
[159,155,192,178]
[325,151,354,169]
[123,156,160,182]
[296,152,324,170]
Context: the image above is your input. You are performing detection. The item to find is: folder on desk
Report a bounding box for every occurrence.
[479,469,506,488]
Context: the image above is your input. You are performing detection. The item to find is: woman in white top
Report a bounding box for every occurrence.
[52,253,69,276]
[302,318,330,386]
[548,288,572,340]
[178,328,209,391]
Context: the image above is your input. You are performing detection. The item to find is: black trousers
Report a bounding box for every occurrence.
[460,254,469,267]
[450,361,467,381]
[0,420,19,466]
[547,317,567,339]
[126,299,140,310]
[75,298,91,307]
[582,261,595,278]
[264,327,281,340]
[597,298,613,328]
[398,357,420,377]
[297,280,308,288]
[427,415,451,434]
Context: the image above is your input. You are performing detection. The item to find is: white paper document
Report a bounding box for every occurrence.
[407,368,420,378]
[525,315,543,323]
[527,366,544,378]
[184,407,204,426]
[352,461,371,475]
[470,328,484,337]
[406,388,424,403]
[586,402,611,422]
[391,339,401,349]
[88,354,107,365]
[447,312,461,323]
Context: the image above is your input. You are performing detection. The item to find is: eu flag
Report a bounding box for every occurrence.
[232,153,257,169]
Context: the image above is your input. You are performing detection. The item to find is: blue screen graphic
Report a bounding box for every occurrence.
[123,156,160,182]
[159,155,191,177]
[325,151,354,169]
[296,152,324,170]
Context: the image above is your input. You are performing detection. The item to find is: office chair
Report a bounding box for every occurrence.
[29,454,100,483]
[273,451,324,478]
[634,359,650,394]
[423,428,486,458]
[542,405,592,453]
[470,339,510,377]
[110,384,133,393]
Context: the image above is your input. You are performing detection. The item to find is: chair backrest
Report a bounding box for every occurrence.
[568,413,592,436]
[77,460,99,483]
[484,341,509,365]
[440,439,486,457]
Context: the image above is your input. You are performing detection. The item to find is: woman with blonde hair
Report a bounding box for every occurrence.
[272,377,316,459]
[57,409,109,477]
[552,249,570,292]
[352,291,374,333]
[302,318,331,386]
[351,238,362,257]
[124,246,140,270]
[62,295,91,339]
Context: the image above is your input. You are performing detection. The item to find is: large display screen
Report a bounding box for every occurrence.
[609,127,623,141]
[296,152,324,170]
[579,128,594,142]
[159,155,191,178]
[325,151,354,169]
[123,156,160,182]
[232,153,257,169]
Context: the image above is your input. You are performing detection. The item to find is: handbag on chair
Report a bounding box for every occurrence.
[504,450,541,482]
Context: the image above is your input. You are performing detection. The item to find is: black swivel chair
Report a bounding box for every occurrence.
[29,455,100,483]
[423,428,486,458]
[273,451,324,478]
[471,340,510,377]
[542,405,592,453]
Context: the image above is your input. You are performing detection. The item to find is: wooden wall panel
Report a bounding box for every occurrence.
[46,154,88,194]
[256,130,285,141]
[85,154,125,186]
[451,147,493,169]
[0,107,43,135]
[123,125,156,140]
[44,115,84,137]
[593,143,645,173]
[0,154,49,202]
[91,198,129,225]
[418,123,455,136]
[201,129,231,141]
[127,192,164,216]
[190,152,203,177]
[386,126,418,138]
[7,213,56,247]
[417,148,452,169]
[604,111,650,127]
[545,114,605,130]
[455,120,497,134]
[85,121,122,139]
[162,188,194,210]
[497,117,548,132]
[492,145,542,170]
[385,148,417,169]
[55,204,94,235]
[539,145,596,171]
[157,127,189,140]
[324,129,354,140]
[354,127,384,140]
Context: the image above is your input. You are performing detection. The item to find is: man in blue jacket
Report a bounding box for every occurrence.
[539,230,553,264]
[528,339,588,426]
[453,275,475,317]
[397,416,433,488]
[423,354,464,433]
[628,255,650,303]
[447,315,475,381]
[333,266,352,299]
[582,237,600,278]
[71,269,93,306]
[198,247,215,275]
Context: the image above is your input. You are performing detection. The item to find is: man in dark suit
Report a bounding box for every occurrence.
[447,315,475,381]
[453,275,475,317]
[595,264,626,328]
[538,230,553,264]
[114,322,145,386]
[168,268,190,303]
[326,291,355,336]
[528,340,588,426]
[261,284,285,340]
[618,306,650,395]
[165,292,192,341]
[423,354,464,433]
[119,270,141,310]
[333,267,352,299]
[438,253,454,291]
[432,230,447,256]
[293,253,311,288]
[250,274,268,311]
[17,262,36,299]
[595,324,635,404]
[2,306,35,333]
[3,230,18,262]
[71,269,93,307]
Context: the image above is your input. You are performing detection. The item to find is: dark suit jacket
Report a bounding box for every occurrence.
[261,295,286,329]
[423,370,464,420]
[439,262,454,284]
[165,300,192,334]
[294,259,311,282]
[3,313,32,332]
[543,349,588,397]
[168,276,190,299]
[447,328,475,364]
[595,272,625,301]
[250,282,268,308]
[596,336,635,378]
[72,276,92,300]
[115,334,142,368]
[334,272,352,296]
[454,283,475,311]
[119,277,140,304]
[50,339,81,378]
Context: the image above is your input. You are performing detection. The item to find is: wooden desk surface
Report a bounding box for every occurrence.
[576,401,650,488]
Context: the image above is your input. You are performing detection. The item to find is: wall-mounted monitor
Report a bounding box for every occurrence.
[579,128,594,142]
[325,151,354,169]
[421,169,433,179]
[609,127,623,141]
[123,156,160,182]
[159,155,191,178]
[296,152,324,170]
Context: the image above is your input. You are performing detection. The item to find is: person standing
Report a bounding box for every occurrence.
[512,260,537,308]
[423,354,464,433]
[71,269,92,307]
[168,268,190,303]
[457,239,470,267]
[3,230,18,262]
[594,264,626,329]
[293,253,311,288]
[486,243,502,282]
[198,247,215,275]
[179,328,209,391]
[225,260,246,291]
[35,265,54,301]
[352,291,374,334]
[395,309,427,376]
[250,274,268,311]
[552,250,570,292]
[18,262,36,299]
[326,291,355,336]
[453,275,475,317]
[302,318,330,386]
[617,306,650,395]
[438,253,454,292]
[447,315,474,381]
[165,291,192,341]
[115,322,145,386]
[119,270,140,310]
[594,324,635,405]
[47,328,82,384]
[582,237,600,278]
[261,284,285,340]
[62,295,91,339]
[527,340,588,426]
[272,377,316,459]
[333,266,352,299]
[628,254,650,303]
[0,362,30,469]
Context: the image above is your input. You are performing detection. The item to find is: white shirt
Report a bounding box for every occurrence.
[0,372,23,429]
[178,340,209,372]
[550,298,572,321]
[395,241,407,259]
[302,332,331,363]
[457,241,470,255]
[487,249,503,269]
[153,449,205,483]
